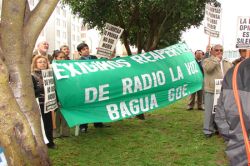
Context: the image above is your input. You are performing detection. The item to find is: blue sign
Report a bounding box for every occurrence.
[0,147,7,166]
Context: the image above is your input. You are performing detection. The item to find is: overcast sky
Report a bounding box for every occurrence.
[181,0,250,52]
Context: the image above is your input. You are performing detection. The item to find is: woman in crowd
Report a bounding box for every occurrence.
[52,50,71,138]
[31,55,56,149]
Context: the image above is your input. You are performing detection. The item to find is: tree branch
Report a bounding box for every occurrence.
[0,0,26,62]
[23,0,59,60]
[115,3,132,55]
[24,0,31,24]
[151,5,177,50]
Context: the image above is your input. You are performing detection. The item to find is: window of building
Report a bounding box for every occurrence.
[81,33,86,39]
[63,9,66,17]
[56,30,60,38]
[81,25,87,31]
[56,18,60,26]
[63,32,66,39]
[56,7,60,15]
[63,21,66,28]
[56,41,60,49]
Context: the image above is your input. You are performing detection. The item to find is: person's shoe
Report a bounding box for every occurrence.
[94,123,111,128]
[80,127,88,133]
[136,114,145,120]
[204,134,213,138]
[53,130,61,139]
[186,107,193,110]
[47,143,57,149]
[198,107,204,111]
[215,131,219,135]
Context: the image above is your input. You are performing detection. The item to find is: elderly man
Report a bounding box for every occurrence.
[202,44,232,138]
[33,41,53,63]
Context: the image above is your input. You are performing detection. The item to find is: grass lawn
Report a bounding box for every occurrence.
[49,98,228,166]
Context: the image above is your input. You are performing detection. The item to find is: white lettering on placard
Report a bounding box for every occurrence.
[85,84,110,103]
[169,66,184,82]
[52,63,69,79]
[122,70,166,95]
[168,84,188,101]
[106,94,158,120]
[184,61,199,75]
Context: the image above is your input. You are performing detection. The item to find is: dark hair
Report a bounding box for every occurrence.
[60,45,69,51]
[52,50,65,59]
[77,43,89,52]
[239,49,247,53]
[194,50,204,55]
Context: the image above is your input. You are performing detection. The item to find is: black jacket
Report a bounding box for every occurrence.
[215,58,250,166]
[32,71,44,105]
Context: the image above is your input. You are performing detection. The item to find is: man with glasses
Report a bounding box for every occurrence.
[202,44,232,138]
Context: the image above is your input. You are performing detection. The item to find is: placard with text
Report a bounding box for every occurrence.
[96,23,124,58]
[204,3,222,38]
[42,69,58,113]
[236,16,250,48]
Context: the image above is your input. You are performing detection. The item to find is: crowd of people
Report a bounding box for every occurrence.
[32,40,250,165]
[187,44,250,165]
[31,41,121,149]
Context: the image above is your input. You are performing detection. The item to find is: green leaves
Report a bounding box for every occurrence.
[63,0,217,53]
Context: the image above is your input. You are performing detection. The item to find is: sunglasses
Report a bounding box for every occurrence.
[214,49,223,52]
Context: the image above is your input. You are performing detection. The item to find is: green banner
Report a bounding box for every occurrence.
[52,43,203,127]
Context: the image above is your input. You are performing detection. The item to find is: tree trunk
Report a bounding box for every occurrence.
[122,30,132,56]
[0,59,49,165]
[0,0,59,165]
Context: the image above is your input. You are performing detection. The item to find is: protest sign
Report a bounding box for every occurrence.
[52,43,203,127]
[236,16,250,48]
[212,79,223,114]
[42,69,58,113]
[0,147,7,166]
[96,23,124,58]
[204,3,222,38]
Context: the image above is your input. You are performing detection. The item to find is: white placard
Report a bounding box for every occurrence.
[212,79,223,114]
[96,23,124,58]
[204,3,222,38]
[36,98,49,144]
[235,16,250,49]
[42,69,58,113]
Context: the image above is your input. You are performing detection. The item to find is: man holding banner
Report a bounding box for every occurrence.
[202,44,232,138]
[77,42,109,133]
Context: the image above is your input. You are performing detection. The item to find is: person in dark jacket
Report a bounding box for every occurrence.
[187,50,204,110]
[31,55,56,149]
[232,49,247,65]
[77,43,110,133]
[215,51,250,165]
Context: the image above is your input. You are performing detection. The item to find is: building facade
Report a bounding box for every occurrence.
[28,0,87,59]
